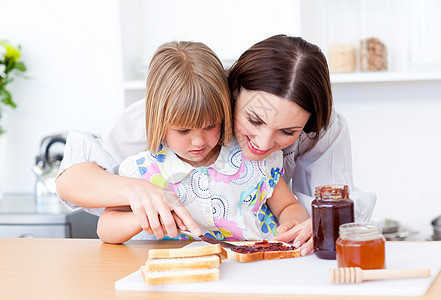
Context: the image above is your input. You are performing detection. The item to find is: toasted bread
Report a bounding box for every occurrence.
[141,267,220,286]
[148,243,225,259]
[226,240,301,262]
[145,254,221,271]
[142,244,224,285]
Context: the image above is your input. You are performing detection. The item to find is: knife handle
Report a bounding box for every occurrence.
[177,229,201,239]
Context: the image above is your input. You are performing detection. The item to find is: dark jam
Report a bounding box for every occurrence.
[230,240,296,254]
[312,185,354,260]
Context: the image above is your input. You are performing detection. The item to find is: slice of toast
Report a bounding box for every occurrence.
[148,243,225,259]
[226,240,301,263]
[142,244,224,285]
[141,267,220,286]
[145,254,221,271]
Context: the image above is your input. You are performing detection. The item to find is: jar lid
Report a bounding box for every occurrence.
[314,184,349,200]
[339,222,382,241]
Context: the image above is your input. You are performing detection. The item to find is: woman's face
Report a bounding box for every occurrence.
[234,89,311,161]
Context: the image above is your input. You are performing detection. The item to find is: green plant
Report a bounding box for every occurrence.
[0,40,26,135]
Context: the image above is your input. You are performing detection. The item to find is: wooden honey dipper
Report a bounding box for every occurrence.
[329,267,431,284]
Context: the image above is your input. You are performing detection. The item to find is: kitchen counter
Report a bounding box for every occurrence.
[0,238,440,299]
[0,194,98,238]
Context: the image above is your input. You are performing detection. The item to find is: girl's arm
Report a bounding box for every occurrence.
[266,178,309,230]
[97,206,143,244]
[267,179,313,256]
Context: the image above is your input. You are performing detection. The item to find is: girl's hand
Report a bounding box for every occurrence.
[276,219,300,235]
[272,217,313,256]
[123,179,201,239]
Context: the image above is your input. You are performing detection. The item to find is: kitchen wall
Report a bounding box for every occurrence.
[1,0,441,239]
[0,0,123,192]
[333,81,441,240]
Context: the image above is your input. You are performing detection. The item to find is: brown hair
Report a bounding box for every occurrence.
[145,41,232,152]
[228,34,332,153]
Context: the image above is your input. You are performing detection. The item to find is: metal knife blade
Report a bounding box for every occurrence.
[178,230,237,249]
[199,235,237,249]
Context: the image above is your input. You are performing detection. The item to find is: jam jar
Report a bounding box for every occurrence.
[312,185,354,260]
[336,222,386,269]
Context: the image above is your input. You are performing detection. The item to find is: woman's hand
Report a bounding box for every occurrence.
[272,217,313,256]
[123,178,201,239]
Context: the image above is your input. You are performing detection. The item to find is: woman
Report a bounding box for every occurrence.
[56,35,375,255]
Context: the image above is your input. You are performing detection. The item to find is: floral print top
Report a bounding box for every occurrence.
[119,138,284,240]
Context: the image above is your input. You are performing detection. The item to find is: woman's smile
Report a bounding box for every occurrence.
[246,136,271,156]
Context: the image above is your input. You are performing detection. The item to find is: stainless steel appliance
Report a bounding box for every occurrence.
[32,133,66,212]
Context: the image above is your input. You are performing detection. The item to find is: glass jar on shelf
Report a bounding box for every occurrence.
[359,0,392,72]
[326,0,360,73]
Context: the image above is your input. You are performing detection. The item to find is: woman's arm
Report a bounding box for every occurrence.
[284,113,375,221]
[57,162,137,208]
[275,113,375,256]
[97,206,143,244]
[57,162,201,239]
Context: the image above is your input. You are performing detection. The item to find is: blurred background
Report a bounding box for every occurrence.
[0,0,441,240]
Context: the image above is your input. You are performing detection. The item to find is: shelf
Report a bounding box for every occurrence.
[330,71,441,84]
[122,71,441,91]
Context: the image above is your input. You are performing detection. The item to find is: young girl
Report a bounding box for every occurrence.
[97,41,308,244]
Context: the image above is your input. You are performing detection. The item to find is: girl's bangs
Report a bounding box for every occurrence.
[167,88,224,129]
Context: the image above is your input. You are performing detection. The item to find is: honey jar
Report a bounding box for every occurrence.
[336,222,386,269]
[312,185,354,260]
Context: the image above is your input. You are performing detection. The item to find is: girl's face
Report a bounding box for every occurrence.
[165,121,222,167]
[234,89,311,161]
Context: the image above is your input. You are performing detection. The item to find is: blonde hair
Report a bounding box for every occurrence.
[145,41,232,152]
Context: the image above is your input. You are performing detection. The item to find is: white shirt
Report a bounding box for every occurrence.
[58,98,376,220]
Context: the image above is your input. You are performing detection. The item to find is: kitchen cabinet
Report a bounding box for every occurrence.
[117,0,302,107]
[302,0,441,81]
[116,0,441,107]
[0,194,98,238]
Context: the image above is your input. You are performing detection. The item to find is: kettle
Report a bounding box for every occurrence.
[32,133,67,212]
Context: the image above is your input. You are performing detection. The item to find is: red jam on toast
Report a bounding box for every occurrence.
[230,240,296,254]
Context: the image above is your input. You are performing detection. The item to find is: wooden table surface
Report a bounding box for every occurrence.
[1,238,440,300]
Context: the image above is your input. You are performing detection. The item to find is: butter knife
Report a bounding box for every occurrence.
[178,229,237,249]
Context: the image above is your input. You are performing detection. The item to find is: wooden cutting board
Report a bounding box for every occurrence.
[115,241,441,296]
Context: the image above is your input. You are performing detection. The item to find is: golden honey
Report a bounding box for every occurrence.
[336,222,385,269]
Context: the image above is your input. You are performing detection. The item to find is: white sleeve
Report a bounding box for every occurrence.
[283,113,376,221]
[57,98,148,215]
[100,99,148,165]
[58,98,147,176]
